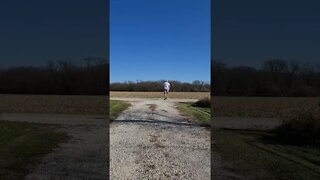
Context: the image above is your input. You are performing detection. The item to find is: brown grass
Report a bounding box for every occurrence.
[213,96,320,118]
[110,91,210,99]
[1,94,318,118]
[0,94,108,114]
[273,108,320,146]
[193,97,211,108]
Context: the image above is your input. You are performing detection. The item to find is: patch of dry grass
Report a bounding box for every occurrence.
[273,108,320,146]
[0,94,108,114]
[2,94,318,118]
[110,91,210,99]
[193,97,211,108]
[213,96,320,118]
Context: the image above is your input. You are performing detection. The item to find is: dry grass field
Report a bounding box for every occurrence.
[213,96,320,118]
[1,93,318,118]
[110,91,210,99]
[0,94,108,114]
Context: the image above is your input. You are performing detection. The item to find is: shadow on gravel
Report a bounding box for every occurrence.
[113,119,210,127]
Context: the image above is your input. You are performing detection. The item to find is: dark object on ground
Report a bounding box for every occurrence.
[273,109,320,146]
[192,97,211,108]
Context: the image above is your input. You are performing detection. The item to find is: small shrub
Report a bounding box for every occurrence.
[273,108,320,146]
[192,97,211,108]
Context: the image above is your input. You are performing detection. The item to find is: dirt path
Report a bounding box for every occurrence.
[110,98,211,179]
[1,114,108,180]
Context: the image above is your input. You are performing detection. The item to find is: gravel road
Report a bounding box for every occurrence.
[110,98,211,180]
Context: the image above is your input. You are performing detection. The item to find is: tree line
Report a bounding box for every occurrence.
[110,80,210,92]
[212,59,320,97]
[2,58,319,96]
[0,58,108,95]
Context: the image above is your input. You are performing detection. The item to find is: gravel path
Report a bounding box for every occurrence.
[110,98,211,180]
[0,98,280,180]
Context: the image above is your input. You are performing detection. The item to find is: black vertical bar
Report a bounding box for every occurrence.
[106,0,110,179]
[210,0,214,179]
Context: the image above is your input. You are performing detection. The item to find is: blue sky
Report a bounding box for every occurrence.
[110,0,211,83]
[2,0,318,80]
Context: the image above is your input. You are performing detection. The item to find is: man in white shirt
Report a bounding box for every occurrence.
[163,80,170,100]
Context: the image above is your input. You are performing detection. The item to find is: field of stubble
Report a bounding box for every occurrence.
[0,94,108,114]
[212,96,320,118]
[1,93,318,118]
[110,91,210,99]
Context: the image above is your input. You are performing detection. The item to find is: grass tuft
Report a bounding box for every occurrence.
[177,102,210,126]
[192,97,211,108]
[110,100,131,121]
[273,108,320,147]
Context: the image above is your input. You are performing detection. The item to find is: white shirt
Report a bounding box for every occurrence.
[163,81,170,90]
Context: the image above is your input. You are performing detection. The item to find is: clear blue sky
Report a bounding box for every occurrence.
[110,0,211,83]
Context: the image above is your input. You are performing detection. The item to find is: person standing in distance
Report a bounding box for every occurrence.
[163,80,170,100]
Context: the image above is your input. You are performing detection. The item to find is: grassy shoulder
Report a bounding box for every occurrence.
[177,102,210,126]
[110,100,131,121]
[213,129,320,179]
[0,120,68,180]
